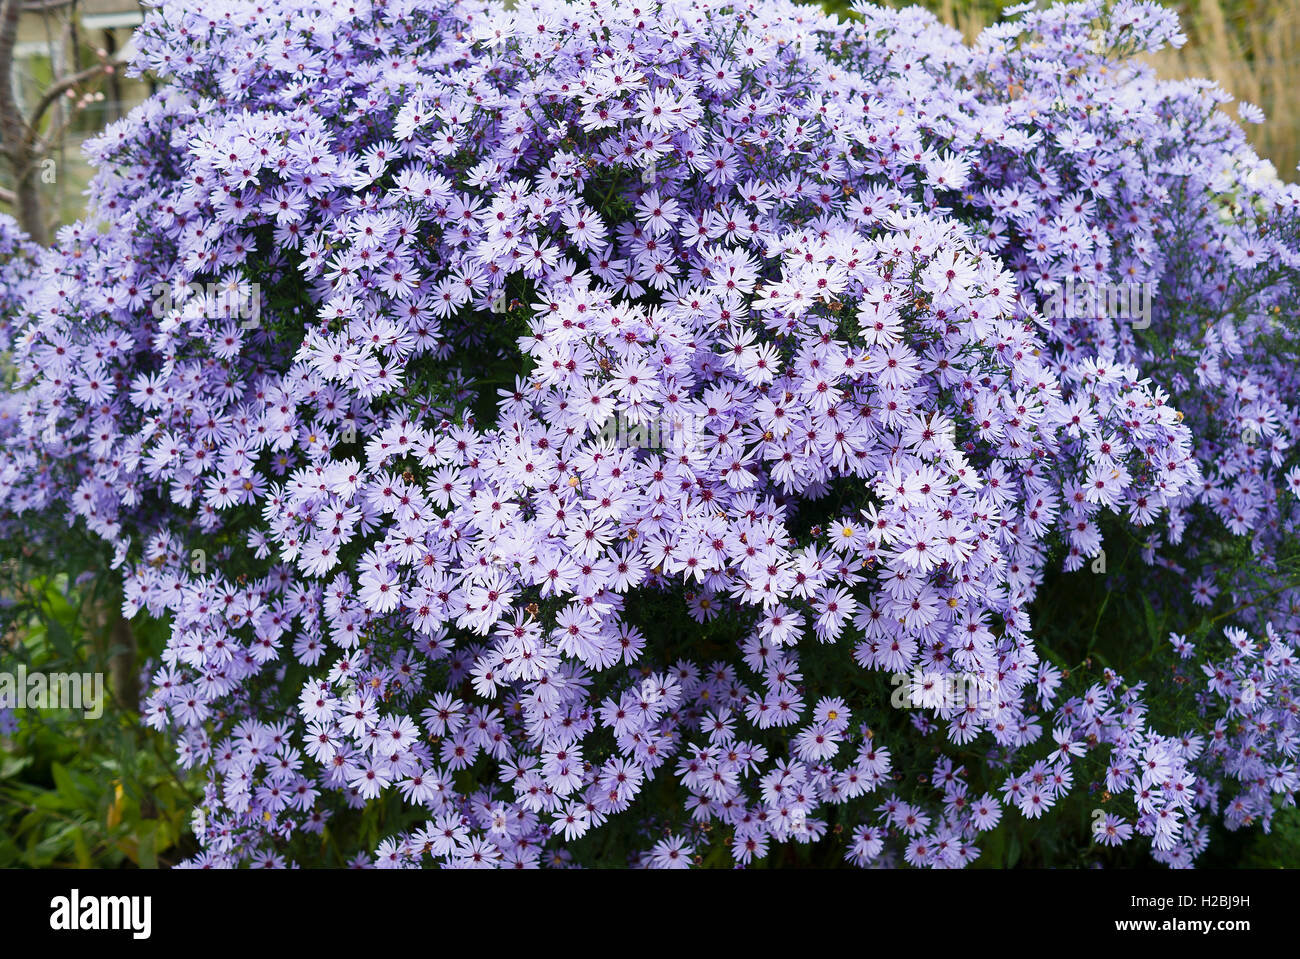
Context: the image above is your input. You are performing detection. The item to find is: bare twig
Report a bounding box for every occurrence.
[24,61,108,144]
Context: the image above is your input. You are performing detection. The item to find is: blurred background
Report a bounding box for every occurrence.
[868,0,1300,178]
[1,0,1297,868]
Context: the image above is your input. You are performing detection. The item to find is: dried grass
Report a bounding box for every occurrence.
[1145,0,1300,176]
[899,0,1300,179]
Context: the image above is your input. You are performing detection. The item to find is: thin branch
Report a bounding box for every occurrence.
[0,185,15,206]
[23,43,131,152]
[24,61,109,142]
[34,108,76,156]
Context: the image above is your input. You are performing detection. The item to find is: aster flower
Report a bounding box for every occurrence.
[1,0,1297,871]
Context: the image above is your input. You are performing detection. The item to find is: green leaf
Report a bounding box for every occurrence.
[71,826,91,869]
[136,827,157,870]
[1141,594,1160,647]
[50,761,81,802]
[0,755,32,780]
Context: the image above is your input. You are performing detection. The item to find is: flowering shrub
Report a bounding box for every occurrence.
[0,213,37,311]
[0,212,41,534]
[0,0,1297,867]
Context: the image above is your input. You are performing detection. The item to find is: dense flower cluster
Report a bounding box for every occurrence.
[1,0,1297,867]
[0,214,41,365]
[0,212,43,570]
